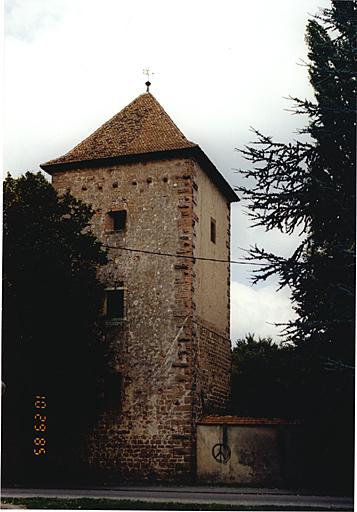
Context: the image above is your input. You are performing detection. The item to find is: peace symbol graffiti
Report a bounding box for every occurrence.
[212,443,231,464]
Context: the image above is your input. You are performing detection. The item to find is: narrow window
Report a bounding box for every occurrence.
[109,210,127,232]
[103,372,122,410]
[210,217,216,244]
[105,288,125,319]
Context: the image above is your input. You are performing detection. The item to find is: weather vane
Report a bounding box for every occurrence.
[143,68,154,92]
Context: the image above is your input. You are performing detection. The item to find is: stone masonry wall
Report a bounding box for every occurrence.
[51,155,231,481]
[191,162,232,415]
[52,158,196,481]
[195,323,232,414]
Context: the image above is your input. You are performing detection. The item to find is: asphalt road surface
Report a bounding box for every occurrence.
[1,486,353,510]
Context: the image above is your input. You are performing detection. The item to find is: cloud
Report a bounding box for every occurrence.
[3,0,328,331]
[230,204,305,285]
[3,0,329,174]
[5,0,67,41]
[230,281,296,343]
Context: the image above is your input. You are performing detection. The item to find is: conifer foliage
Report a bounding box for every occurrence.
[236,3,355,491]
[238,1,356,364]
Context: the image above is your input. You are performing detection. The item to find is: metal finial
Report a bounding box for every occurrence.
[143,68,154,92]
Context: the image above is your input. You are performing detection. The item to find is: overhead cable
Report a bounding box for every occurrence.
[103,244,255,265]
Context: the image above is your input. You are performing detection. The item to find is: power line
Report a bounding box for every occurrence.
[103,244,256,265]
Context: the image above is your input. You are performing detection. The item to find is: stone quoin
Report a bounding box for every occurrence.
[41,91,239,482]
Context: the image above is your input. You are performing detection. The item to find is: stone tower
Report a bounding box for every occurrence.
[41,92,238,482]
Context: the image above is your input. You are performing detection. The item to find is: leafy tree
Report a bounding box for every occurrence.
[237,1,355,363]
[2,172,107,484]
[231,334,300,418]
[230,333,354,492]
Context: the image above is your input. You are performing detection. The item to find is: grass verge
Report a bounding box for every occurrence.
[0,498,352,511]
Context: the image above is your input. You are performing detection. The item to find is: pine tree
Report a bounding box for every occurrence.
[238,1,356,366]
[237,5,355,490]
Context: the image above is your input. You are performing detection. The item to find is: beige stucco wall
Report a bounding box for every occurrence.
[192,163,230,337]
[197,424,304,486]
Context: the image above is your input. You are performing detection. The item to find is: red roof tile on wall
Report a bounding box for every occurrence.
[199,416,302,425]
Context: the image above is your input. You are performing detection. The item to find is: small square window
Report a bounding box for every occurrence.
[109,210,127,231]
[106,289,125,319]
[210,218,216,244]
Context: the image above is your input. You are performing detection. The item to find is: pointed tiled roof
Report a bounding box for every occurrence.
[42,93,196,167]
[41,92,239,202]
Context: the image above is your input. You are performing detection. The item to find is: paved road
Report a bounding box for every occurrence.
[1,486,353,510]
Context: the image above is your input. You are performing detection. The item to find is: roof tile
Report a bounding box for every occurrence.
[40,92,239,203]
[42,92,196,167]
[199,415,302,425]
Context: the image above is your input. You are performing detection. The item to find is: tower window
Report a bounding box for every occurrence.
[210,218,216,244]
[109,210,127,231]
[105,288,125,319]
[101,372,123,411]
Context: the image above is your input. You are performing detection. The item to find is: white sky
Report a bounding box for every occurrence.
[3,0,330,343]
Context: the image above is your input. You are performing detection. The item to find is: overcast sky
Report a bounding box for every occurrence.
[4,0,330,343]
